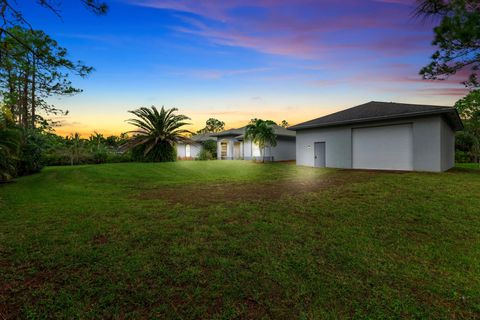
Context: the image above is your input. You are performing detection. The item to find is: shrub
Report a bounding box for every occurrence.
[91,146,108,164]
[455,151,471,163]
[17,130,45,176]
[202,140,217,158]
[106,152,132,163]
[197,148,213,160]
[131,142,177,162]
[0,127,20,181]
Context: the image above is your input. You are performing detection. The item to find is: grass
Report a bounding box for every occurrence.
[457,162,480,170]
[1,161,480,319]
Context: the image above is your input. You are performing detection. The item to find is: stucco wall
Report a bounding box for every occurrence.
[295,126,352,168]
[295,115,454,172]
[411,117,441,172]
[217,136,296,161]
[176,143,202,159]
[244,140,253,158]
[271,137,296,161]
[441,117,455,171]
[177,143,186,158]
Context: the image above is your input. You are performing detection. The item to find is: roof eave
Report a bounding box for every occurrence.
[289,109,463,131]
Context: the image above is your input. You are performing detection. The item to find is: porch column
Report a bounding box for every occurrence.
[227,140,234,159]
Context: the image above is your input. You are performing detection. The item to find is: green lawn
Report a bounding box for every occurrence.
[1,161,480,319]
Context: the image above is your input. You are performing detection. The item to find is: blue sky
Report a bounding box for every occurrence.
[23,0,469,135]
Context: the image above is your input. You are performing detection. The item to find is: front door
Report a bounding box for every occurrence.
[314,142,326,168]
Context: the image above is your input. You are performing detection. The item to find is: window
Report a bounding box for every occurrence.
[186,144,191,158]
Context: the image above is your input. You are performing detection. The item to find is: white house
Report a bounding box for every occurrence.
[288,101,463,172]
[211,125,296,161]
[176,133,217,159]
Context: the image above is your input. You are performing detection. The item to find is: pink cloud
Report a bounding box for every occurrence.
[126,0,431,58]
[416,88,470,96]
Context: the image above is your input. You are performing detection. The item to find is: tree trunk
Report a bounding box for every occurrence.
[17,80,22,125]
[22,70,28,129]
[7,68,16,119]
[31,55,36,129]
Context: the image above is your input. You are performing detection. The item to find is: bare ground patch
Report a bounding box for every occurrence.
[135,170,379,206]
[0,261,55,320]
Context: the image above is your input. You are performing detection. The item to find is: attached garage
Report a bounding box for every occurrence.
[352,124,413,171]
[289,101,463,172]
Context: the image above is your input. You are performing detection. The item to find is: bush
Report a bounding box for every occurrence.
[91,146,108,164]
[0,127,20,181]
[17,130,45,176]
[131,142,177,162]
[106,152,132,163]
[202,140,217,158]
[197,148,213,160]
[43,147,133,166]
[456,151,472,163]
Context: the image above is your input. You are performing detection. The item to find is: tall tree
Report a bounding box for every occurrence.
[245,119,277,162]
[280,120,289,128]
[0,27,93,129]
[455,90,480,162]
[0,0,107,30]
[197,118,225,134]
[415,0,480,87]
[125,106,192,162]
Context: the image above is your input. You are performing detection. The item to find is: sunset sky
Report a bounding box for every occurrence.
[25,0,469,136]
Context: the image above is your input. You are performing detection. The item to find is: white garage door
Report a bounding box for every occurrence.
[352,124,413,171]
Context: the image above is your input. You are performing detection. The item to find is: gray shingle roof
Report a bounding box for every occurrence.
[288,101,463,131]
[190,133,217,142]
[211,124,296,138]
[210,127,245,137]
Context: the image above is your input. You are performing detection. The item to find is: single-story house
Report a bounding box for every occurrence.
[288,101,463,172]
[210,125,296,161]
[176,133,217,159]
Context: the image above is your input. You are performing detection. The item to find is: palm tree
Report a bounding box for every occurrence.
[67,133,84,165]
[245,119,277,162]
[125,106,192,162]
[89,131,105,149]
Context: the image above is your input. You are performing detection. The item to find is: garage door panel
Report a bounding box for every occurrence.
[352,124,413,170]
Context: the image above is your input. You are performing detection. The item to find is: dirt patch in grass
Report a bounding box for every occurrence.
[135,170,377,206]
[0,261,55,320]
[91,234,109,245]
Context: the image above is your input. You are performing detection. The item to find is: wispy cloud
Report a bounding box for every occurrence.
[125,0,431,59]
[166,67,272,79]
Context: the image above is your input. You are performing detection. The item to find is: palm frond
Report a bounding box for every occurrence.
[123,105,192,161]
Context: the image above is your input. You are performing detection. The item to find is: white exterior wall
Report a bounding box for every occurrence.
[270,137,296,161]
[177,143,186,158]
[441,117,455,171]
[244,140,253,158]
[411,117,442,171]
[216,136,296,161]
[176,143,202,159]
[295,115,454,172]
[296,126,352,168]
